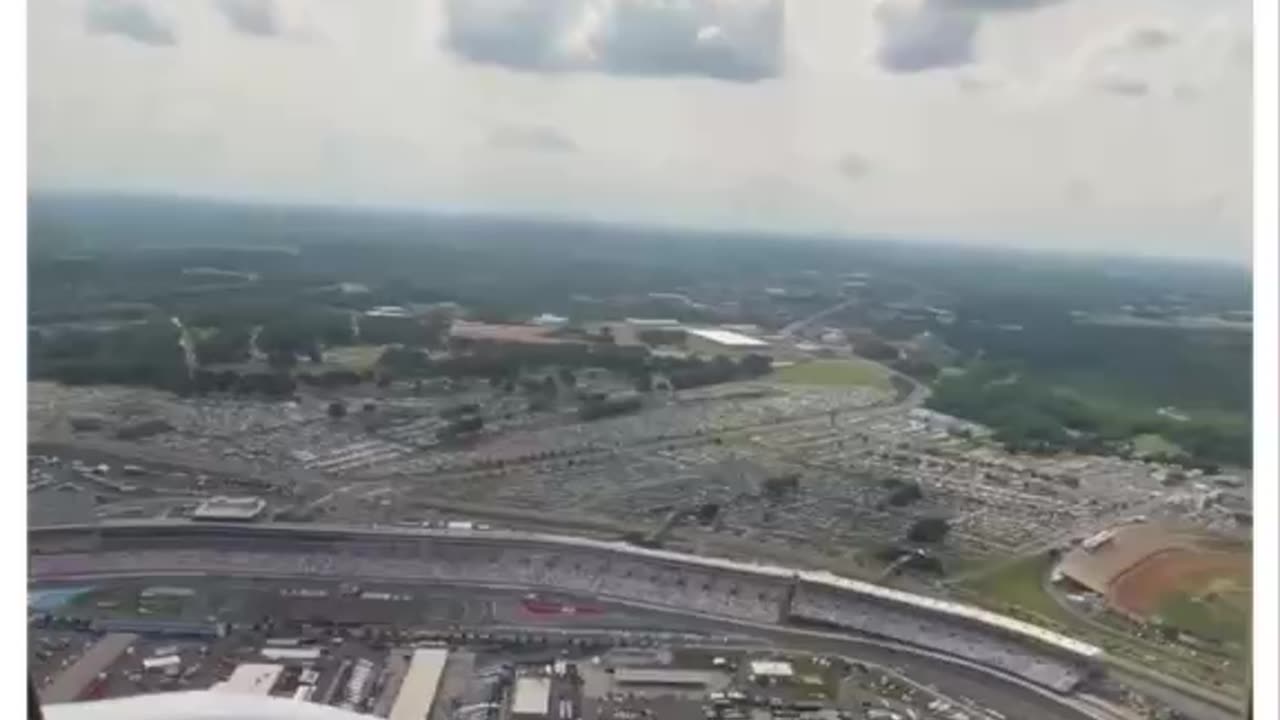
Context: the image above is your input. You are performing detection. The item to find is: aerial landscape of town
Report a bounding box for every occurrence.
[27,196,1252,720]
[24,0,1260,717]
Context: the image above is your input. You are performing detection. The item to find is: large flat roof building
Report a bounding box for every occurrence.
[216,663,284,696]
[685,328,770,348]
[192,496,266,521]
[684,327,771,357]
[613,668,720,687]
[510,676,551,720]
[388,648,449,720]
[450,321,579,347]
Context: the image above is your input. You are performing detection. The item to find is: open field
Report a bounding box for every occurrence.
[1131,433,1186,459]
[964,554,1068,625]
[1110,549,1250,645]
[323,344,385,371]
[772,359,892,390]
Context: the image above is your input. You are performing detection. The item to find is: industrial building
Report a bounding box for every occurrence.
[510,676,552,720]
[613,668,721,688]
[191,496,266,522]
[362,306,422,340]
[364,306,414,319]
[531,313,569,328]
[748,660,795,681]
[216,663,284,696]
[388,647,449,720]
[684,327,771,357]
[624,318,681,329]
[450,321,580,348]
[260,647,322,662]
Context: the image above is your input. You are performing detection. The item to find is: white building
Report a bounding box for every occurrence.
[684,327,771,356]
[191,496,266,521]
[389,648,449,720]
[215,664,283,696]
[510,676,551,720]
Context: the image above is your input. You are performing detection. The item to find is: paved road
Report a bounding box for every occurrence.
[780,299,859,338]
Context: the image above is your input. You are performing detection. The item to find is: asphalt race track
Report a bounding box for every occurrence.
[31,571,1101,720]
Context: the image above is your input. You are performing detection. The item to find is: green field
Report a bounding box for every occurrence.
[964,553,1070,624]
[773,359,892,390]
[1157,590,1250,647]
[1131,433,1187,459]
[324,344,385,371]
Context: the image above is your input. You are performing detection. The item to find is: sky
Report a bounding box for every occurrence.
[28,0,1253,262]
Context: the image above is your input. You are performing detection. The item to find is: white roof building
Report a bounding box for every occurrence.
[388,648,449,720]
[510,677,551,719]
[260,647,322,662]
[748,660,794,678]
[43,691,368,719]
[216,664,283,696]
[685,327,770,348]
[624,318,682,327]
[192,496,266,521]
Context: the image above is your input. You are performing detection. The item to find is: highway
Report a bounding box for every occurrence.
[779,298,859,338]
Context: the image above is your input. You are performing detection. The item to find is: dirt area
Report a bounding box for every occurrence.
[1108,548,1250,617]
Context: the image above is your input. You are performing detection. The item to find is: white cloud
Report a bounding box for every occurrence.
[488,125,580,153]
[85,0,175,46]
[1093,73,1149,97]
[837,153,872,180]
[872,0,978,73]
[443,0,784,82]
[214,0,281,37]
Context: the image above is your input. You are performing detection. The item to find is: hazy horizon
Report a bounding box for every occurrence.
[28,189,1253,274]
[30,0,1251,263]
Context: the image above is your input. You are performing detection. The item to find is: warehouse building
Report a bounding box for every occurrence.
[192,496,266,522]
[684,327,771,357]
[215,663,284,696]
[613,668,721,688]
[450,321,581,348]
[389,647,449,720]
[510,676,552,720]
[748,660,795,682]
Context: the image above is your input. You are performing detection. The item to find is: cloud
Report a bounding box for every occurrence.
[947,0,1062,10]
[85,0,175,46]
[871,0,978,73]
[1124,25,1176,51]
[443,0,784,82]
[1094,73,1148,97]
[214,0,281,37]
[837,153,871,180]
[871,0,1067,73]
[1064,179,1093,207]
[488,126,580,153]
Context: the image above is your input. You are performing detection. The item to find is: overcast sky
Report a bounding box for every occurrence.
[29,0,1252,262]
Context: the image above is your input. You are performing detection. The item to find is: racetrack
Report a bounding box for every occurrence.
[28,530,1118,720]
[31,568,1102,720]
[30,519,1247,720]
